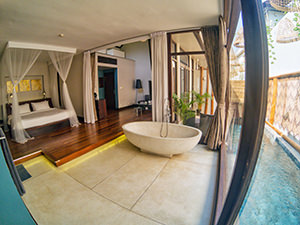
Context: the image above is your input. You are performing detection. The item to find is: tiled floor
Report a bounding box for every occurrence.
[21,136,218,225]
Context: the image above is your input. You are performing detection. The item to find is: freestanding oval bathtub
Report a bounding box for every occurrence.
[122,121,202,157]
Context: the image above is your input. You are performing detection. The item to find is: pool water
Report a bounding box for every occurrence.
[237,130,300,224]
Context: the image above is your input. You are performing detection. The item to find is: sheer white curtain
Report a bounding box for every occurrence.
[0,63,6,130]
[83,51,96,123]
[48,51,79,127]
[48,63,60,108]
[151,32,168,122]
[2,48,41,143]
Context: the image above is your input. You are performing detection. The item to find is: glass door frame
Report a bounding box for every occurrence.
[216,0,269,224]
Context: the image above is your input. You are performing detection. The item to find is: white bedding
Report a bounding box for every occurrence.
[8,108,71,129]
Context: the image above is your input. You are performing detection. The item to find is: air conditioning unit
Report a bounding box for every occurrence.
[107,49,125,58]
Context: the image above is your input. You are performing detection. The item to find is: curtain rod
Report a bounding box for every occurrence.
[6,41,76,54]
[89,34,151,53]
[88,26,205,53]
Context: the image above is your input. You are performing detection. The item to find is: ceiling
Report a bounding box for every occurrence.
[171,32,207,68]
[171,32,202,52]
[0,0,222,56]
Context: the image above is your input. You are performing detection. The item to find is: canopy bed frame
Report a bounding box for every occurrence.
[0,41,79,143]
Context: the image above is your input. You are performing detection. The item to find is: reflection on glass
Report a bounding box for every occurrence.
[171,41,177,54]
[19,80,30,92]
[31,79,42,91]
[221,12,246,210]
[180,54,189,65]
[234,2,300,224]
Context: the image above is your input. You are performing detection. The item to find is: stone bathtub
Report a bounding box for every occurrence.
[122,121,202,157]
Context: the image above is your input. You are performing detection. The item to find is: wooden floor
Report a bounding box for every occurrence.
[8,107,152,166]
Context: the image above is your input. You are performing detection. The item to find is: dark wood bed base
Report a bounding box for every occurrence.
[25,119,70,137]
[6,98,70,137]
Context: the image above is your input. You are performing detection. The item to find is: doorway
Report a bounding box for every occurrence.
[98,68,118,110]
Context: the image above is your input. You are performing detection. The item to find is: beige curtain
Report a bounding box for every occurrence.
[90,53,98,121]
[48,51,80,127]
[151,32,168,122]
[83,51,97,123]
[2,48,41,143]
[202,16,229,150]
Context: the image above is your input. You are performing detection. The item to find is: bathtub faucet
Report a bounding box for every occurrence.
[164,98,170,123]
[160,98,170,138]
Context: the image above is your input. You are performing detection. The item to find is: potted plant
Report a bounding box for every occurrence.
[172,91,211,125]
[192,91,211,115]
[172,92,195,124]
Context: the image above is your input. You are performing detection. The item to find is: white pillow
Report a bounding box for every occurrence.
[19,103,31,114]
[31,101,50,111]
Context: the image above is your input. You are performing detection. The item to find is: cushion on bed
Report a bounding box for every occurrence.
[31,101,50,111]
[19,103,31,114]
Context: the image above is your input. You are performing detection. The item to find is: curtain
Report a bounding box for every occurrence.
[91,53,98,120]
[91,53,98,97]
[202,16,229,150]
[48,51,79,127]
[2,48,41,143]
[151,32,168,122]
[83,51,96,123]
[48,63,60,108]
[224,0,241,50]
[0,62,7,131]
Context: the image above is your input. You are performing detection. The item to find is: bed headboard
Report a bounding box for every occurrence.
[6,98,53,116]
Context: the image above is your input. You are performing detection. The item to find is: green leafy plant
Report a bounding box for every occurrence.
[293,13,300,37]
[192,91,211,112]
[173,92,195,124]
[266,11,300,65]
[266,24,277,64]
[173,91,211,124]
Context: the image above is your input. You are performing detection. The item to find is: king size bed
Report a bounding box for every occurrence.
[6,98,71,137]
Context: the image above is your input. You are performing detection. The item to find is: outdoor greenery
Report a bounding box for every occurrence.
[266,24,277,64]
[173,92,211,124]
[293,12,300,36]
[266,13,279,64]
[193,91,211,112]
[267,12,300,64]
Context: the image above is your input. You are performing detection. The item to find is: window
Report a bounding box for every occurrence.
[171,41,177,59]
[180,53,189,66]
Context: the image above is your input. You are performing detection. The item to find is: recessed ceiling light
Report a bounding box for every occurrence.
[58,33,64,38]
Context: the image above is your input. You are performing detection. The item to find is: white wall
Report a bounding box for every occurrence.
[117,58,136,108]
[23,60,51,100]
[68,52,137,117]
[68,53,83,117]
[122,41,152,101]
